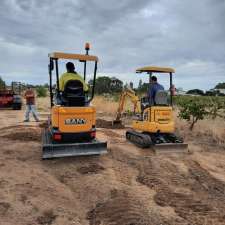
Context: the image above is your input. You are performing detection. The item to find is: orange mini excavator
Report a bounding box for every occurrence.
[42,43,107,159]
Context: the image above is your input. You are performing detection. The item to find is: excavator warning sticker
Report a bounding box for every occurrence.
[155,110,171,123]
[65,118,87,125]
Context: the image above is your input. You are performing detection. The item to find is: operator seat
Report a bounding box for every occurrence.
[141,90,168,112]
[61,80,85,106]
[154,90,168,105]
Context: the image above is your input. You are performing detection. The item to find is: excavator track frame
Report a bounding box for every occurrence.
[126,130,188,153]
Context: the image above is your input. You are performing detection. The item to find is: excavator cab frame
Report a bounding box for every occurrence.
[136,66,175,106]
[48,44,98,107]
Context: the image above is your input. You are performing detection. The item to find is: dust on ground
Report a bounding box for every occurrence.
[0,108,225,225]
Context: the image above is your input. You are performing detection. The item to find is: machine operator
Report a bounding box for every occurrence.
[148,76,164,104]
[59,62,89,92]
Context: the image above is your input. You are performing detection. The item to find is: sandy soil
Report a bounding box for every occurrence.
[0,108,225,225]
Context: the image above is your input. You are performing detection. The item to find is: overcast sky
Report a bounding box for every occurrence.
[0,0,225,90]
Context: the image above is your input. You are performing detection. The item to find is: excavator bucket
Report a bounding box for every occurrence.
[42,129,107,159]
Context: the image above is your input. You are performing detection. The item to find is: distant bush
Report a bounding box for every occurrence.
[215,82,225,89]
[177,98,208,130]
[0,76,6,89]
[176,96,225,130]
[186,89,204,96]
[89,76,123,94]
[36,86,47,97]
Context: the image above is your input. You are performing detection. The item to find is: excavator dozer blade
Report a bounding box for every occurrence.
[153,143,188,153]
[42,129,107,159]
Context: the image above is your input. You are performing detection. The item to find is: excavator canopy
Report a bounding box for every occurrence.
[48,52,99,62]
[136,66,175,73]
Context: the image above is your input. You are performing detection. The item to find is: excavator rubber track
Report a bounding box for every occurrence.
[126,130,188,153]
[126,130,152,148]
[42,128,107,159]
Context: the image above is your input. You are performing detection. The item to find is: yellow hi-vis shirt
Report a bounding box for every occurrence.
[59,72,89,92]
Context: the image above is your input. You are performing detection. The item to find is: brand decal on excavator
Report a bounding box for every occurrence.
[65,118,87,125]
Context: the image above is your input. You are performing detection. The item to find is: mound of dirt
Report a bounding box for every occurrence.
[96,118,124,129]
[77,163,105,174]
[38,120,48,128]
[99,129,122,138]
[37,210,57,225]
[1,108,225,225]
[2,127,41,142]
[0,125,35,132]
[136,158,225,225]
[87,190,170,225]
[0,202,10,216]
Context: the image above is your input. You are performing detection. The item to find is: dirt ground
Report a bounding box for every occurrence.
[0,108,225,225]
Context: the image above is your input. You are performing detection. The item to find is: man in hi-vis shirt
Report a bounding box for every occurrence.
[59,62,88,92]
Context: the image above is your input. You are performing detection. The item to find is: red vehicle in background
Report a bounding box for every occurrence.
[0,82,22,110]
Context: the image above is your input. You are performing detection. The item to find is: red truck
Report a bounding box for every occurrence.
[0,82,22,110]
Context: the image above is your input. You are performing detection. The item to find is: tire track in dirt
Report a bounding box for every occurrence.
[98,128,127,145]
[87,189,181,225]
[1,109,225,225]
[0,125,41,142]
[136,157,225,225]
[83,145,186,225]
[108,143,225,224]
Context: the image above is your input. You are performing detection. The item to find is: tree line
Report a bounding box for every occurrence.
[0,76,6,89]
[1,75,224,97]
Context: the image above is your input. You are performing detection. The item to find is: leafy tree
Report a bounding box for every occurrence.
[36,86,47,97]
[215,82,225,89]
[177,98,208,130]
[207,97,225,119]
[176,96,225,130]
[129,82,134,89]
[138,79,142,89]
[205,90,220,96]
[43,83,49,88]
[205,90,216,96]
[95,76,112,94]
[91,76,123,94]
[0,76,6,89]
[186,89,204,96]
[110,77,123,93]
[137,82,149,94]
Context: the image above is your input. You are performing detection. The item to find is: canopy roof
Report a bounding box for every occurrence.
[48,52,98,62]
[136,66,175,73]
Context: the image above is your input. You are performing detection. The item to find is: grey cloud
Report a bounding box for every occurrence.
[0,0,224,89]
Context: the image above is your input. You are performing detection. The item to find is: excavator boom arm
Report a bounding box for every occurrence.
[115,88,141,121]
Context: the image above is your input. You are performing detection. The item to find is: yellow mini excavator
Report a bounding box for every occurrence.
[42,43,107,159]
[115,66,188,152]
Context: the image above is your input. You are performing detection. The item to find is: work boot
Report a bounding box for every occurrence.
[24,119,29,122]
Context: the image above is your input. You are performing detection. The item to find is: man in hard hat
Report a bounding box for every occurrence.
[148,76,164,104]
[59,62,89,92]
